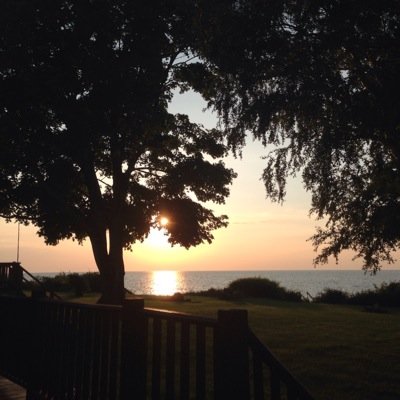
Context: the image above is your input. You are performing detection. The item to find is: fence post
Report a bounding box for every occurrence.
[9,262,23,294]
[214,309,250,400]
[120,299,146,400]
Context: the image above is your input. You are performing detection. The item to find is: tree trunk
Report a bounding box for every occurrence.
[89,230,126,305]
[82,147,127,305]
[97,260,125,305]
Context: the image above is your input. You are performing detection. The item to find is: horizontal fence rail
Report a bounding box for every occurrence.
[0,296,314,400]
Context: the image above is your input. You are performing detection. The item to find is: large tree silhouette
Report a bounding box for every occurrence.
[193,0,400,272]
[0,1,235,303]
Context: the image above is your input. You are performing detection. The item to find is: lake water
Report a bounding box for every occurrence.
[124,269,400,296]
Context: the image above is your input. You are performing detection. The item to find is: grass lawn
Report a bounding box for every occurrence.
[145,296,400,400]
[72,293,400,400]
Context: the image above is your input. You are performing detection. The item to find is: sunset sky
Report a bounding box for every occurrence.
[1,91,399,273]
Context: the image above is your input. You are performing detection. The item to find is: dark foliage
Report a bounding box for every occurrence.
[0,1,236,303]
[314,282,400,307]
[349,282,400,307]
[192,277,303,302]
[193,0,400,272]
[228,277,303,301]
[313,289,350,305]
[23,272,102,296]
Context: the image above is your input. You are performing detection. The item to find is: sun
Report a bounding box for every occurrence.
[160,217,169,227]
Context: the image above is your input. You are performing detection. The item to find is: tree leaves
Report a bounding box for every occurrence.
[199,0,400,271]
[159,198,228,248]
[0,0,235,256]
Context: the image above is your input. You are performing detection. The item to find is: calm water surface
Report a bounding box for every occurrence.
[124,270,400,296]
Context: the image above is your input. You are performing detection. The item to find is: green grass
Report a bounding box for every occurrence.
[69,294,400,400]
[143,295,400,400]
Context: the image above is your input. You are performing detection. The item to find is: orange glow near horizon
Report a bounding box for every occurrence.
[2,213,394,273]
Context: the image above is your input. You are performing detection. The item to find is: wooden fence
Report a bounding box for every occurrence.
[0,296,314,400]
[0,262,23,294]
[0,262,61,299]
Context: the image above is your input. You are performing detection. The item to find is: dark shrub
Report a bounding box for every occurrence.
[218,288,243,300]
[170,292,185,302]
[227,278,303,302]
[228,277,281,297]
[68,273,89,296]
[81,272,102,293]
[350,282,400,307]
[348,289,378,306]
[203,288,219,297]
[35,271,102,295]
[313,282,400,307]
[284,289,304,302]
[22,279,41,291]
[40,273,70,292]
[379,282,400,306]
[314,289,349,304]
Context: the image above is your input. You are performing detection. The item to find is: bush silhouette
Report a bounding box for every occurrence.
[313,289,349,304]
[349,282,400,307]
[26,272,102,295]
[227,278,303,302]
[313,282,400,307]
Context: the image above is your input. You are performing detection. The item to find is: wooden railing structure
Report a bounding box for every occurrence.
[0,262,61,299]
[0,262,23,294]
[0,296,314,400]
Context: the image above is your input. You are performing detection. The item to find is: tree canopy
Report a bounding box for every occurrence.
[0,0,236,303]
[2,0,399,299]
[190,0,400,272]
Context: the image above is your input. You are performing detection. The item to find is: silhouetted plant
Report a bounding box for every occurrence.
[0,2,236,304]
[82,272,103,294]
[227,277,302,302]
[313,289,350,304]
[192,278,302,302]
[40,273,70,293]
[68,273,89,297]
[198,1,400,273]
[33,272,102,295]
[349,282,400,307]
[313,282,400,307]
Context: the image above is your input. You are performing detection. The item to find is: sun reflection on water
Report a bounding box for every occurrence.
[151,270,180,296]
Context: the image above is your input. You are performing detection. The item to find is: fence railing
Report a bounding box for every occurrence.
[0,262,61,299]
[0,262,23,294]
[0,296,31,386]
[0,296,314,400]
[143,307,217,400]
[248,331,314,400]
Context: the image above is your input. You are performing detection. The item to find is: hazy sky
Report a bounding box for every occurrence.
[1,91,399,272]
